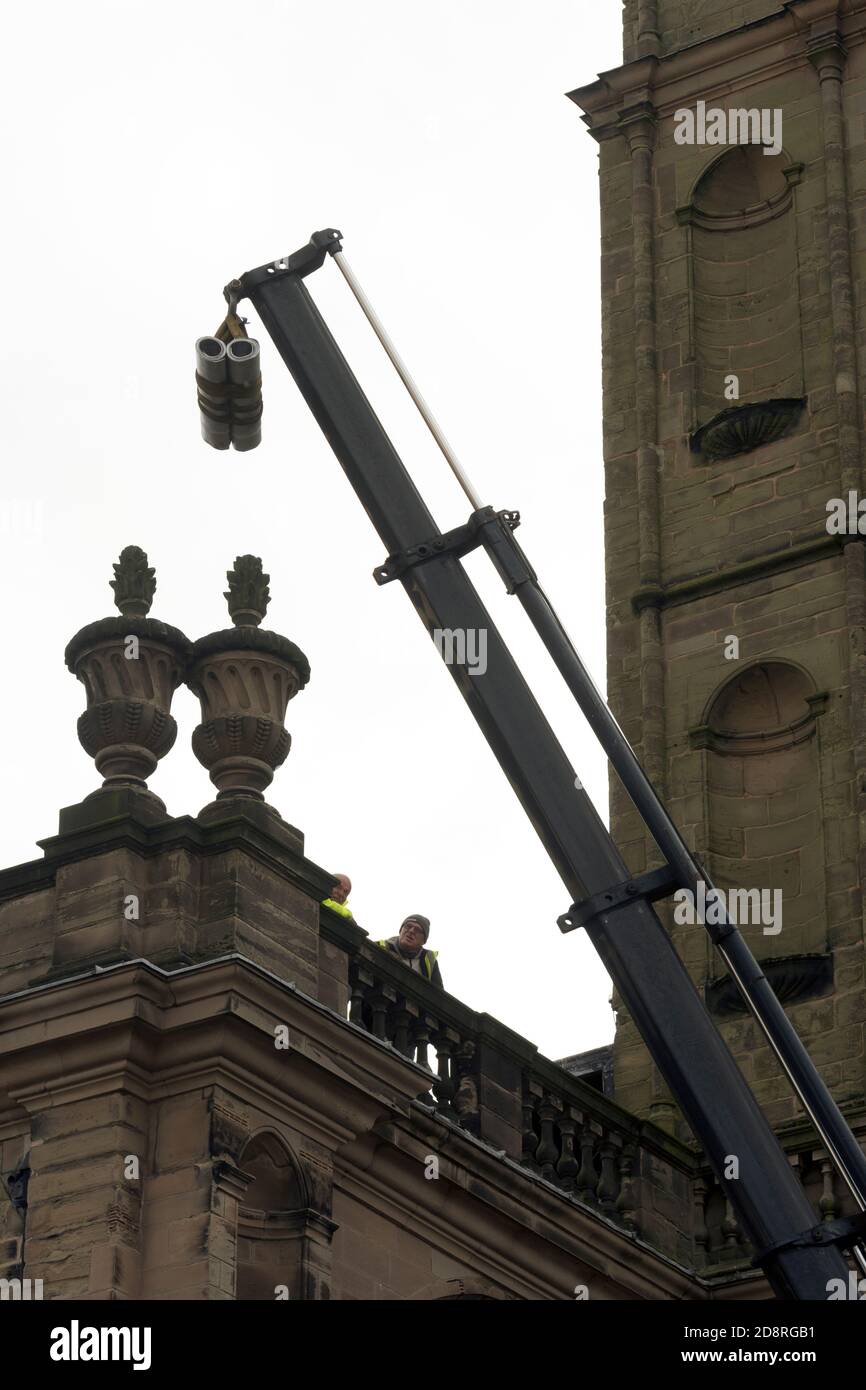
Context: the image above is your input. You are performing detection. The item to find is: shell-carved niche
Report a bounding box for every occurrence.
[690,662,832,1011]
[678,147,806,459]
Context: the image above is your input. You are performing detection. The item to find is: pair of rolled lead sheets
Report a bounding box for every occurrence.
[195,336,262,451]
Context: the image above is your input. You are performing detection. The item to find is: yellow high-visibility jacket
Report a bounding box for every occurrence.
[376,937,443,988]
[322,897,353,919]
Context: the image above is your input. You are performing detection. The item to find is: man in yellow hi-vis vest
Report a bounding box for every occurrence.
[377,915,443,989]
[322,873,356,921]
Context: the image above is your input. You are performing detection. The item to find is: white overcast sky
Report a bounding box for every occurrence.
[2,2,624,1060]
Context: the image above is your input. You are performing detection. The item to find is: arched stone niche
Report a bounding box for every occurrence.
[690,662,832,1010]
[236,1131,335,1301]
[677,147,806,457]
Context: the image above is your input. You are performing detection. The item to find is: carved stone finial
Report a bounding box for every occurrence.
[187,555,309,844]
[66,549,192,819]
[110,546,156,617]
[224,555,270,627]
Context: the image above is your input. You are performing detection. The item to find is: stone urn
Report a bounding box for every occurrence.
[186,556,310,831]
[65,546,193,814]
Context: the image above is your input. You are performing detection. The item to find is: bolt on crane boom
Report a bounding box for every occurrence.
[211,228,866,1298]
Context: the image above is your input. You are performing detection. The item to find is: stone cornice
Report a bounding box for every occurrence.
[632,532,853,613]
[340,1108,706,1301]
[0,806,334,907]
[0,955,433,1144]
[774,1102,866,1154]
[568,0,866,135]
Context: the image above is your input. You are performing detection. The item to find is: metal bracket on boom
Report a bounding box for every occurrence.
[374,507,521,585]
[230,229,344,305]
[751,1210,866,1267]
[557,864,680,934]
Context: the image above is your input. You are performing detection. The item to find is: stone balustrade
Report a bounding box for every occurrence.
[335,923,866,1274]
[341,929,698,1262]
[690,1119,866,1276]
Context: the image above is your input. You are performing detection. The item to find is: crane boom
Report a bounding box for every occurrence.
[219,229,866,1299]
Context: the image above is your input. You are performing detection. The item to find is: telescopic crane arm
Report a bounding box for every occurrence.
[215,229,866,1299]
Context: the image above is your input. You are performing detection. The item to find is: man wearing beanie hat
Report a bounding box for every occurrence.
[376,914,444,989]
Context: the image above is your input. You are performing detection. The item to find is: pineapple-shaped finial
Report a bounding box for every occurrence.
[224,555,270,627]
[110,545,156,618]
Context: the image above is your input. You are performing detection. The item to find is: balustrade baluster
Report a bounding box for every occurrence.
[349,964,375,1030]
[597,1138,620,1215]
[535,1096,561,1181]
[391,1004,412,1057]
[413,1016,433,1071]
[368,985,392,1041]
[521,1094,540,1171]
[692,1176,710,1263]
[576,1124,599,1205]
[819,1154,839,1222]
[349,978,367,1028]
[431,1027,459,1115]
[556,1110,579,1191]
[616,1143,638,1231]
[721,1194,740,1253]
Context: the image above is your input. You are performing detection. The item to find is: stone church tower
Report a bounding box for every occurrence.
[570,0,866,1163]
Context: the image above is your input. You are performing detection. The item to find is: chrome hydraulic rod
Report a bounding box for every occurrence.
[332,249,483,510]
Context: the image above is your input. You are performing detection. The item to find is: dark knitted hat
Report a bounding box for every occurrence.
[402,914,430,941]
